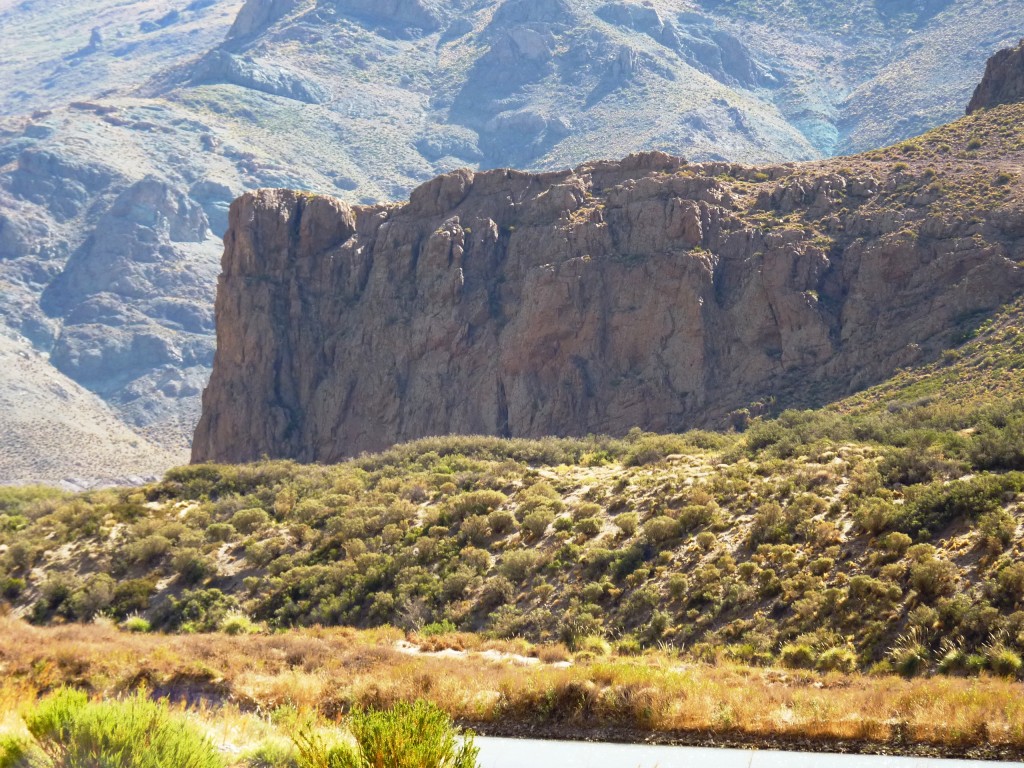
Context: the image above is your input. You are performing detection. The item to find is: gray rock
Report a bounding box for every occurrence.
[227,0,301,39]
[328,0,443,33]
[9,148,115,221]
[191,51,328,104]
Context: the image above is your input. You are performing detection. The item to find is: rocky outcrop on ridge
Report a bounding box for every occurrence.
[968,39,1024,114]
[192,105,1024,464]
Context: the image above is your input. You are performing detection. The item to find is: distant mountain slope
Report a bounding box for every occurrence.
[0,0,1022,482]
[0,333,182,488]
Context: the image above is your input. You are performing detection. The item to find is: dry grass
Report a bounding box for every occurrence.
[2,618,1023,756]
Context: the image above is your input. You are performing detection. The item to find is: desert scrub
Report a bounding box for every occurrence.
[294,700,478,768]
[13,688,222,768]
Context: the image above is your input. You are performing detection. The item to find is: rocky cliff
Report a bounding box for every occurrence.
[192,102,1024,463]
[968,39,1024,114]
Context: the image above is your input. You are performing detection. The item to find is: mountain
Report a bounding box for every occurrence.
[192,99,1024,463]
[1,0,1022,483]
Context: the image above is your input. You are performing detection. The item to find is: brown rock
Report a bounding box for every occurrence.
[192,153,1024,464]
[967,39,1024,114]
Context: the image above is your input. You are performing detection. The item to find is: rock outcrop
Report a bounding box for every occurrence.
[968,39,1024,114]
[193,134,1024,464]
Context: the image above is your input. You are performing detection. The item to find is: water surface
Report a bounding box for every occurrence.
[475,736,1020,768]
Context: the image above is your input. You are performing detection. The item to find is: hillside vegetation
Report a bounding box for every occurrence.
[7,279,1024,680]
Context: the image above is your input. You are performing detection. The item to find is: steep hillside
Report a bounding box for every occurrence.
[192,101,1024,462]
[0,0,1021,483]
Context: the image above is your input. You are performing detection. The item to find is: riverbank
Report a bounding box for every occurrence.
[1,618,1023,762]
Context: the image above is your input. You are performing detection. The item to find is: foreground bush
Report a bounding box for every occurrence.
[294,700,478,768]
[8,688,222,768]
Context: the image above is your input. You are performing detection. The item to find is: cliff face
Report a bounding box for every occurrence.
[192,112,1024,464]
[968,40,1024,114]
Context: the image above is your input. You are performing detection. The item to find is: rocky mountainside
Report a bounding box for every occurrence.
[968,39,1024,114]
[1,0,1022,483]
[193,101,1024,463]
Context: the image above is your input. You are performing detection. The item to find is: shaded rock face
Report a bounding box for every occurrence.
[968,40,1024,114]
[193,152,1024,464]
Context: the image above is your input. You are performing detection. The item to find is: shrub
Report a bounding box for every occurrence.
[459,515,491,546]
[521,510,554,540]
[295,700,478,768]
[20,688,223,768]
[487,510,516,535]
[2,577,25,600]
[641,516,680,545]
[574,517,602,538]
[559,611,602,651]
[477,577,514,610]
[159,588,236,632]
[994,562,1024,608]
[0,735,35,768]
[499,550,540,583]
[172,549,218,585]
[231,508,271,534]
[816,647,857,674]
[977,508,1016,552]
[447,491,507,523]
[909,558,958,601]
[902,474,1023,536]
[110,579,156,618]
[613,512,638,537]
[551,516,574,533]
[614,636,643,656]
[128,534,171,566]
[853,498,900,535]
[780,643,816,669]
[221,613,261,635]
[122,615,151,633]
[205,523,235,542]
[420,620,458,636]
[890,631,930,678]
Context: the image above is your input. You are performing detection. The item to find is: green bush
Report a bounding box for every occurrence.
[220,613,261,635]
[1,576,25,600]
[574,517,602,538]
[448,491,507,522]
[909,558,958,601]
[0,735,35,768]
[294,700,478,768]
[816,647,857,674]
[486,510,516,535]
[780,643,816,669]
[420,620,458,636]
[231,508,271,534]
[19,688,222,768]
[641,516,680,545]
[901,474,1024,536]
[122,616,151,633]
[521,510,554,540]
